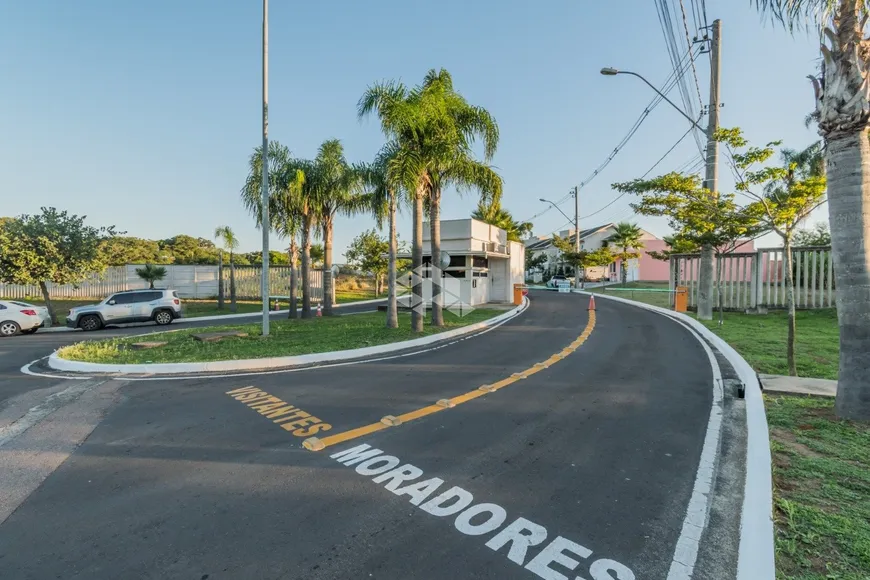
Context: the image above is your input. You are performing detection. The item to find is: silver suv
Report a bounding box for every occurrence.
[67,289,184,331]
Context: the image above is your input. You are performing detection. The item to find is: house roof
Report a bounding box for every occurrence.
[524,224,613,252]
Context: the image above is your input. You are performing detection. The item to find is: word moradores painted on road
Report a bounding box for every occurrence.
[226,386,331,437]
[330,444,635,580]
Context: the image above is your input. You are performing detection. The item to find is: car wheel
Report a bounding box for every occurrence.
[1,321,21,337]
[154,310,173,326]
[79,315,102,332]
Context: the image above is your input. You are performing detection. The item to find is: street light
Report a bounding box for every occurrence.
[599,67,704,132]
[540,196,580,288]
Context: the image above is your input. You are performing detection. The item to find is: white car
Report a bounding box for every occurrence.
[0,300,51,336]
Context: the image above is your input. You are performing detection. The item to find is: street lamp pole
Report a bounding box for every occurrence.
[260,0,270,336]
[540,195,581,288]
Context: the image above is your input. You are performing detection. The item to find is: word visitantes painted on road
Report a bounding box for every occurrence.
[330,444,635,580]
[226,386,332,437]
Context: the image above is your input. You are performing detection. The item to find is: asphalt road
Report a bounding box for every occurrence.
[0,291,736,580]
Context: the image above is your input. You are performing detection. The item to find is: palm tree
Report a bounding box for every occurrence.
[358,80,431,332]
[358,142,404,328]
[214,225,239,312]
[135,264,167,289]
[418,69,502,327]
[309,139,365,316]
[241,141,310,319]
[607,222,645,285]
[472,200,532,242]
[752,0,870,421]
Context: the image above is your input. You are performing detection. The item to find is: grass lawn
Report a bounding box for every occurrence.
[700,309,839,380]
[335,289,378,303]
[587,281,673,309]
[766,395,870,579]
[58,308,501,364]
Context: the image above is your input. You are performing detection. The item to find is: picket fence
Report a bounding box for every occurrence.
[668,246,835,311]
[0,264,324,301]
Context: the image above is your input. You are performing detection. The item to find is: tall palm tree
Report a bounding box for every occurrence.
[241,141,310,319]
[418,69,502,327]
[358,80,431,332]
[309,139,365,316]
[607,222,645,285]
[753,0,870,420]
[358,142,404,328]
[472,200,533,242]
[214,225,239,312]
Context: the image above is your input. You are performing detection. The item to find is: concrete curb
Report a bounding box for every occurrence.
[573,290,775,580]
[48,298,529,376]
[36,298,386,334]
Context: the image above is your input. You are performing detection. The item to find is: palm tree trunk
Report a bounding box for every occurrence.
[288,238,298,319]
[827,129,870,420]
[411,184,425,332]
[229,251,237,313]
[782,237,798,377]
[323,218,335,316]
[387,193,398,329]
[38,281,57,325]
[217,252,224,309]
[697,245,715,320]
[430,188,444,327]
[301,215,312,318]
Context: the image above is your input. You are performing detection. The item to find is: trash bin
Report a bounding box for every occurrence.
[674,286,688,312]
[513,283,528,305]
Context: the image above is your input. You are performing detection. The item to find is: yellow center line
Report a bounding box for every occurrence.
[307,310,596,451]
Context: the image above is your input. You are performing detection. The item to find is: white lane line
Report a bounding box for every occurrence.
[662,317,724,580]
[21,304,527,382]
[0,380,108,447]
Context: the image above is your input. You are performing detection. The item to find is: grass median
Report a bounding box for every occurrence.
[766,395,870,579]
[57,308,503,364]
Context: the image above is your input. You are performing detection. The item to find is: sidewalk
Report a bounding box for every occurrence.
[759,374,837,398]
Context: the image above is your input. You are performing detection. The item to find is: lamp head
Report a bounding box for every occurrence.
[539,198,548,203]
[600,67,619,76]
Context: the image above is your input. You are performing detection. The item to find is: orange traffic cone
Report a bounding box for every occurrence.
[588,295,596,311]
[316,304,322,317]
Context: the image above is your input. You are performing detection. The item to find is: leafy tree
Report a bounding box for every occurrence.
[723,129,827,376]
[309,139,365,315]
[159,235,218,265]
[0,208,117,323]
[646,235,701,262]
[472,201,532,242]
[135,264,167,289]
[552,235,614,286]
[310,243,325,268]
[614,156,763,322]
[359,70,502,330]
[606,223,645,285]
[241,251,289,266]
[525,252,548,272]
[214,226,239,312]
[358,144,404,328]
[794,222,831,246]
[99,236,161,265]
[345,229,410,296]
[751,0,870,419]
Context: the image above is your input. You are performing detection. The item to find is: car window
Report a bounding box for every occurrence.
[0,304,6,310]
[145,291,163,302]
[112,293,139,305]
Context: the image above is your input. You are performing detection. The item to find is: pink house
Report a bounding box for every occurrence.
[610,238,757,282]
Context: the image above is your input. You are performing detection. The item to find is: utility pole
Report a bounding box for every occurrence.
[573,186,580,288]
[260,0,271,336]
[697,18,721,321]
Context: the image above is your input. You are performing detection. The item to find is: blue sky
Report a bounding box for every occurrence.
[1,1,822,258]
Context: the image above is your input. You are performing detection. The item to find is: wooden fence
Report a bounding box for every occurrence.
[669,246,835,311]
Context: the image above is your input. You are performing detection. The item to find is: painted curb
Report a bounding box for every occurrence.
[574,290,775,580]
[48,298,529,376]
[36,298,386,334]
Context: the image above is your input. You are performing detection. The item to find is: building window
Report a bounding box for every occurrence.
[472,256,488,268]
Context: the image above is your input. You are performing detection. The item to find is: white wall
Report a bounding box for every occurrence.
[509,241,525,293]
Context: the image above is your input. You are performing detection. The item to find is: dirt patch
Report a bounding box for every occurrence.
[770,427,823,458]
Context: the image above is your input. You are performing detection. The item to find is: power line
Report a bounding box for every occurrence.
[523,46,699,225]
[677,0,705,109]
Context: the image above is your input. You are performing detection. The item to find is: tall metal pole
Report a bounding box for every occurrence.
[260,0,271,335]
[697,18,721,321]
[573,186,580,288]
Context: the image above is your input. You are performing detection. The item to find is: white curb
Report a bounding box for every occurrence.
[48,298,529,376]
[36,298,387,333]
[575,290,775,580]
